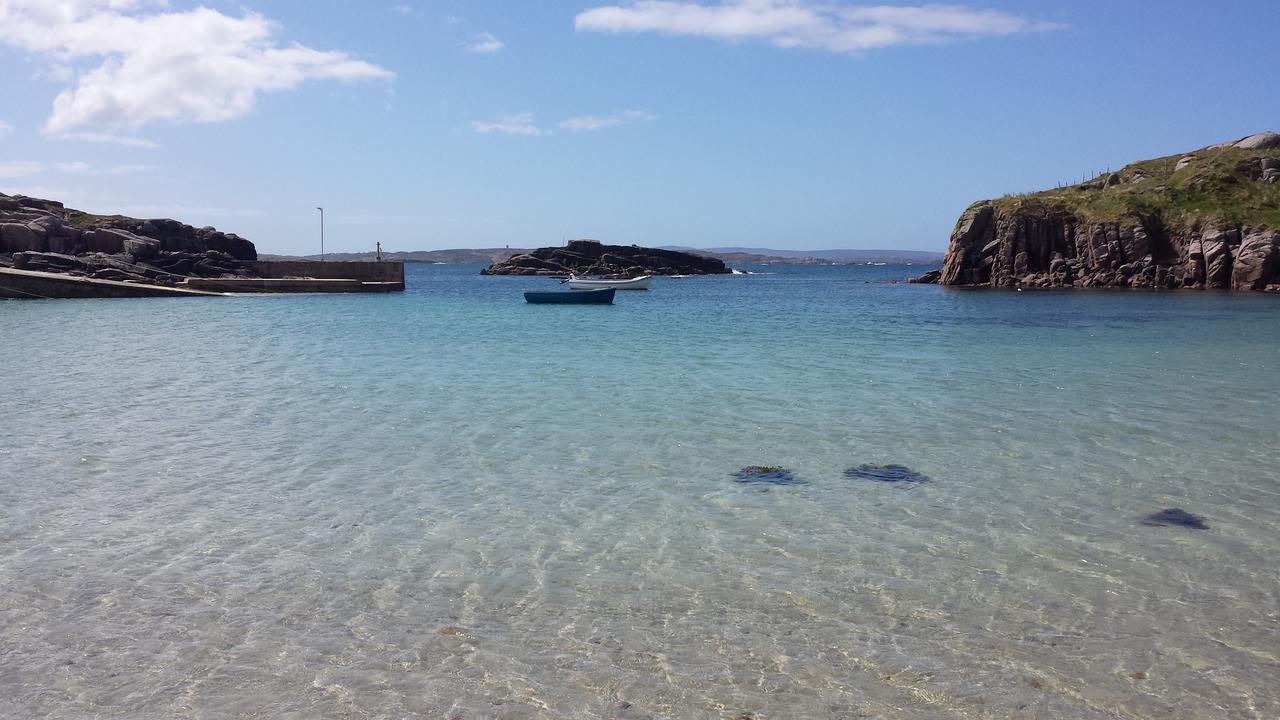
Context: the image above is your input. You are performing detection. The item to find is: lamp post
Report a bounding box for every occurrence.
[316,206,325,261]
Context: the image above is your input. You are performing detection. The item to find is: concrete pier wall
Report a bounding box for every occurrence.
[183,277,402,293]
[252,261,404,285]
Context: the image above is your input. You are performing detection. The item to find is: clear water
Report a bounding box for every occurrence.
[2,263,1278,719]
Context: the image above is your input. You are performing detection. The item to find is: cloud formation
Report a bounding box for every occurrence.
[472,112,542,136]
[574,0,1059,53]
[0,160,45,180]
[0,120,11,140]
[0,160,157,179]
[467,32,505,53]
[473,110,658,136]
[0,0,393,141]
[559,110,656,131]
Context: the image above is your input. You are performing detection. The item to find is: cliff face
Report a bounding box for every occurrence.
[0,193,257,285]
[481,239,729,276]
[939,132,1280,291]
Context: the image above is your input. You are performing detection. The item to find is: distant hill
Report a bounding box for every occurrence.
[259,248,522,264]
[661,246,944,264]
[263,246,943,265]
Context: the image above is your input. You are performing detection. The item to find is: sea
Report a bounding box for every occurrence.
[2,262,1278,719]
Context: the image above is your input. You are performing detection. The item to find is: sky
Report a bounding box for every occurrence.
[0,1,1278,255]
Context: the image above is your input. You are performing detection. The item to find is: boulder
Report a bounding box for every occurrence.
[0,222,46,253]
[18,197,63,211]
[1232,231,1279,290]
[1174,155,1196,171]
[12,251,87,272]
[117,232,161,260]
[730,466,803,486]
[1233,131,1280,150]
[27,215,63,237]
[46,234,84,255]
[82,229,125,254]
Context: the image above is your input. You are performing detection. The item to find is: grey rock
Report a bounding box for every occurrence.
[82,229,125,254]
[47,235,84,255]
[1232,231,1279,290]
[0,222,46,253]
[908,269,942,284]
[1233,131,1280,150]
[122,234,161,260]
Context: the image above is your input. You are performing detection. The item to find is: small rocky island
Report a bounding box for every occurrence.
[481,239,730,276]
[927,131,1280,291]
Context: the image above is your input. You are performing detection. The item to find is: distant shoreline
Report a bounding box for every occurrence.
[260,247,946,266]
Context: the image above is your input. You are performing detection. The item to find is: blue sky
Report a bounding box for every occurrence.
[0,1,1277,255]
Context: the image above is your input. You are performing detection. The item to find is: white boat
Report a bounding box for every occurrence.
[565,274,651,290]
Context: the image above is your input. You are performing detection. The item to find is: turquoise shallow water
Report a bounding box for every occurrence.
[2,263,1279,719]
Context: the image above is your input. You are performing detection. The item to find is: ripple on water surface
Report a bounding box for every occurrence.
[1,264,1279,718]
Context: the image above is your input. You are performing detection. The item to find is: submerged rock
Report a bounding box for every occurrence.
[1141,508,1208,529]
[843,464,929,483]
[731,466,803,485]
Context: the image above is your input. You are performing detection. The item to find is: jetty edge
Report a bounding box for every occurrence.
[0,193,403,298]
[922,131,1280,291]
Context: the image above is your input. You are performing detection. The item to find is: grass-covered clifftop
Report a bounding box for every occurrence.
[940,132,1280,291]
[991,132,1280,230]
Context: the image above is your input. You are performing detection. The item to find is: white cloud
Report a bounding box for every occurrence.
[0,160,45,179]
[466,32,505,53]
[55,131,160,148]
[0,160,158,179]
[472,112,542,136]
[559,109,656,131]
[0,0,394,140]
[574,1,1060,54]
[0,120,12,140]
[390,4,417,16]
[54,161,156,175]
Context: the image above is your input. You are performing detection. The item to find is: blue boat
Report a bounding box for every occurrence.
[524,287,616,304]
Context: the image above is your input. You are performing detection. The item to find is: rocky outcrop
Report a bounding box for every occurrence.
[937,204,1280,290]
[0,193,258,286]
[480,239,730,276]
[937,132,1280,291]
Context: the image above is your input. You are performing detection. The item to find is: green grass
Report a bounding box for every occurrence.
[991,142,1280,229]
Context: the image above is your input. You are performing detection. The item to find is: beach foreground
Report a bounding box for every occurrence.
[2,264,1277,719]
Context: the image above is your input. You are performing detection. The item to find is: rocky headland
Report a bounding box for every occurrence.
[481,239,729,276]
[0,193,258,286]
[929,131,1280,291]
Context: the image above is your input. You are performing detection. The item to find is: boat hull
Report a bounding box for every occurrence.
[565,275,651,290]
[524,288,616,304]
